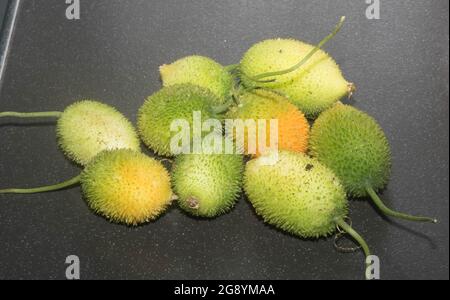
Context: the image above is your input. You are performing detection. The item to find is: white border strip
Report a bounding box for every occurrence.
[0,0,22,90]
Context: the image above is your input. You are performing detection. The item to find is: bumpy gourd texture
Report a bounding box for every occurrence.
[81,149,173,225]
[226,90,310,156]
[240,38,351,117]
[56,100,140,166]
[172,153,244,217]
[244,151,348,238]
[310,104,391,197]
[138,84,221,156]
[160,55,234,103]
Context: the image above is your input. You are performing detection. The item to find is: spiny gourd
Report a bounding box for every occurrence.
[0,100,140,165]
[310,103,437,223]
[245,151,347,238]
[0,149,174,225]
[239,17,354,118]
[226,89,310,156]
[244,150,371,279]
[138,84,222,157]
[160,55,234,103]
[81,149,173,225]
[172,152,244,217]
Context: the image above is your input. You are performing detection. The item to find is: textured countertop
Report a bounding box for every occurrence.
[0,0,448,280]
[0,2,7,25]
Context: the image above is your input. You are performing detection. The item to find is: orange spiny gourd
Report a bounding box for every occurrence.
[226,90,310,156]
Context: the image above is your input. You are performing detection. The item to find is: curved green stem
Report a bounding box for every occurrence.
[236,84,258,94]
[248,86,290,98]
[0,175,81,194]
[224,64,240,73]
[0,111,62,119]
[334,217,371,280]
[248,16,346,83]
[366,186,437,223]
[210,99,235,115]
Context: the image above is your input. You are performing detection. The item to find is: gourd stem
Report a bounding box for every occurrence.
[334,217,371,280]
[0,175,81,194]
[0,111,62,119]
[224,64,240,73]
[211,100,235,115]
[366,186,437,223]
[249,16,346,82]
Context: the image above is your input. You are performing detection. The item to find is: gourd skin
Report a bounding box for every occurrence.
[172,153,244,217]
[57,100,140,166]
[137,84,221,156]
[160,55,234,103]
[240,38,352,117]
[81,149,173,225]
[226,89,310,156]
[244,151,348,238]
[310,104,391,197]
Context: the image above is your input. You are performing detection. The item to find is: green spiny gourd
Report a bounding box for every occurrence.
[244,150,371,279]
[0,149,174,225]
[172,152,244,217]
[245,151,347,238]
[138,84,223,156]
[160,55,234,103]
[310,103,437,223]
[239,17,354,118]
[0,100,140,165]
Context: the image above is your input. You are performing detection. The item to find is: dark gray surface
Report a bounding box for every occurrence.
[0,0,448,280]
[0,1,9,41]
[0,1,7,26]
